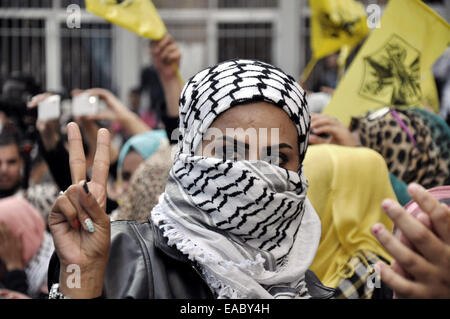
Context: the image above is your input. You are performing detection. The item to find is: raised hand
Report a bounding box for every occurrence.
[150,33,183,118]
[72,88,128,123]
[309,113,360,146]
[150,33,181,81]
[371,183,450,298]
[27,93,61,151]
[72,88,150,135]
[48,122,111,298]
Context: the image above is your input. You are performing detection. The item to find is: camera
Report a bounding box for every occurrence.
[0,74,40,136]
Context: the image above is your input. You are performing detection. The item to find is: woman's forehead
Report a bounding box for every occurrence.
[211,102,296,129]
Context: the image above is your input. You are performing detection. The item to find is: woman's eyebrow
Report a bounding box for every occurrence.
[264,143,293,152]
[278,143,293,150]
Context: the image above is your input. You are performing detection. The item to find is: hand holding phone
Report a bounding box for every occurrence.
[38,95,61,121]
[72,93,103,117]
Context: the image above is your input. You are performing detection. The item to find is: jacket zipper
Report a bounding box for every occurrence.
[190,263,216,298]
[130,223,154,297]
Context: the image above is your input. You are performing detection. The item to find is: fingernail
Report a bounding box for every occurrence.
[83,181,90,195]
[84,218,95,233]
[372,223,384,235]
[408,183,419,195]
[74,219,80,230]
[381,199,393,211]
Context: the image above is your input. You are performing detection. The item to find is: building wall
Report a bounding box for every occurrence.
[0,0,447,102]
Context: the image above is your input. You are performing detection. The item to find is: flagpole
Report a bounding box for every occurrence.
[173,63,185,86]
[299,57,317,84]
[337,45,350,83]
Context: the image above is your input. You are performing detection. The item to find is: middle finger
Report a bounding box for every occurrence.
[67,122,86,184]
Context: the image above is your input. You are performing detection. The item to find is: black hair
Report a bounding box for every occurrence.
[0,123,21,149]
[129,87,141,95]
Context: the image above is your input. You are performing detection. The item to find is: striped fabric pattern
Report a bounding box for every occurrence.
[151,59,321,299]
[178,59,310,161]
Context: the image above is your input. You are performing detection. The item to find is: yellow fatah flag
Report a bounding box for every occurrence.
[421,70,440,113]
[323,0,450,125]
[85,0,167,40]
[309,0,370,60]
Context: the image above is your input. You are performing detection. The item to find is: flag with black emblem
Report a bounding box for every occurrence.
[323,0,450,125]
[85,0,166,40]
[309,0,369,60]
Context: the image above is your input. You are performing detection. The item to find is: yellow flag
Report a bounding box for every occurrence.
[323,0,450,125]
[85,0,167,40]
[421,70,440,113]
[309,0,370,60]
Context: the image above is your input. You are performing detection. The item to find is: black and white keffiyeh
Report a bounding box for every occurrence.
[151,59,321,299]
[25,231,54,298]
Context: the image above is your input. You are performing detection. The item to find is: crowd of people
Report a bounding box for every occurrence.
[0,32,449,300]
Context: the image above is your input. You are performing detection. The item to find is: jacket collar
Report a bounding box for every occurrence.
[150,219,335,299]
[151,220,191,263]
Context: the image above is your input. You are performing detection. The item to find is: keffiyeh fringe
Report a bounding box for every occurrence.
[153,203,267,298]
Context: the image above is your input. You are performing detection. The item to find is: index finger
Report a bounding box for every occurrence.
[84,88,109,100]
[408,183,450,244]
[308,134,329,145]
[67,122,86,184]
[91,128,110,188]
[310,116,338,129]
[27,93,53,108]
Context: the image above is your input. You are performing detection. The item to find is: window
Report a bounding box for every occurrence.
[60,23,113,93]
[0,18,46,88]
[217,23,273,64]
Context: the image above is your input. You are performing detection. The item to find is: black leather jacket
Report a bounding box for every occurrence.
[48,220,335,299]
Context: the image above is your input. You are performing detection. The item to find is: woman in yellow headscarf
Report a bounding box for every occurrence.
[304,144,396,299]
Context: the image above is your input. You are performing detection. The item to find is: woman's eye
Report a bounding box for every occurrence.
[218,143,246,161]
[278,153,288,167]
[261,152,288,167]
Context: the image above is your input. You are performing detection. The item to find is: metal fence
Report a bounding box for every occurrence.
[0,0,448,101]
[60,22,113,93]
[0,17,46,89]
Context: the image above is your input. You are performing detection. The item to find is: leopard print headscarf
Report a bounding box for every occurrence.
[350,108,450,188]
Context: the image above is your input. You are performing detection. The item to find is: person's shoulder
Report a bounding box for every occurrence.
[110,219,155,247]
[104,220,156,298]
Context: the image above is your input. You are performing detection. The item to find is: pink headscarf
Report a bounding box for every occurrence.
[0,197,45,265]
[405,186,450,216]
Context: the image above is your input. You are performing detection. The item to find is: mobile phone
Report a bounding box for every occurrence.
[38,95,61,121]
[72,93,100,117]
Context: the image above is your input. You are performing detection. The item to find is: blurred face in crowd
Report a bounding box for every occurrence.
[325,54,338,69]
[0,144,22,193]
[200,102,300,172]
[129,91,141,113]
[120,150,144,193]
